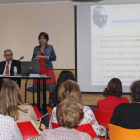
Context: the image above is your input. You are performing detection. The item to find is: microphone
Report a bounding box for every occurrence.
[19,56,24,61]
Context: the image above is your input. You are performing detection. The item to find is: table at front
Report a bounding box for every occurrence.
[0,76,51,115]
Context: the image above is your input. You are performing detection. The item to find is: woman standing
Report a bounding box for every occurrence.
[32,32,56,108]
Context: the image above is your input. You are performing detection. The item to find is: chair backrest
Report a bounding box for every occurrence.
[109,123,140,140]
[17,121,39,140]
[94,109,113,127]
[47,107,53,119]
[51,122,97,139]
[51,122,60,129]
[33,106,42,120]
[76,123,97,139]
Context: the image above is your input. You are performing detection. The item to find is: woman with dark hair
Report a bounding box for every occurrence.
[110,80,140,129]
[32,32,56,108]
[40,97,91,140]
[49,70,75,108]
[97,78,129,111]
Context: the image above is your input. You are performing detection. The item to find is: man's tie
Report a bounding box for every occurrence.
[5,62,9,75]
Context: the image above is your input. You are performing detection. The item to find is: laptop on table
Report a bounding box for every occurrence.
[21,61,40,76]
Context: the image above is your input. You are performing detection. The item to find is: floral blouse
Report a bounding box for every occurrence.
[49,105,102,136]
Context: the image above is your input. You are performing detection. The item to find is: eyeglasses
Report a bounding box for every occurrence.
[5,54,13,57]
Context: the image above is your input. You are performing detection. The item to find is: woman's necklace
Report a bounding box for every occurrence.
[40,46,45,55]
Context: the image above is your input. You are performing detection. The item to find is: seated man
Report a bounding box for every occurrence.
[110,80,140,129]
[0,49,21,89]
[0,114,23,140]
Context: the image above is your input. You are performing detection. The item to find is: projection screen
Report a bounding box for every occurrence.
[76,3,140,93]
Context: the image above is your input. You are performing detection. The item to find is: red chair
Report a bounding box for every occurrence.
[33,106,42,120]
[33,106,49,130]
[46,107,53,119]
[33,106,49,121]
[51,122,97,139]
[94,109,113,140]
[17,121,39,140]
[51,122,60,129]
[76,123,97,139]
[94,109,113,128]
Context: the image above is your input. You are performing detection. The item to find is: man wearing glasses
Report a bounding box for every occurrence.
[91,6,109,34]
[0,49,21,89]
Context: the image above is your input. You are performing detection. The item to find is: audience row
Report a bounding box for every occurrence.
[0,70,140,140]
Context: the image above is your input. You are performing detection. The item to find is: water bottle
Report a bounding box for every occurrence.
[14,67,17,76]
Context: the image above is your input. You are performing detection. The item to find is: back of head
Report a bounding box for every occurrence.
[58,80,81,102]
[103,78,122,97]
[49,71,75,108]
[0,80,22,120]
[57,71,75,89]
[57,97,84,128]
[131,80,140,102]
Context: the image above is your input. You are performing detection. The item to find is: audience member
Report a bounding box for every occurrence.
[49,71,75,108]
[97,78,129,111]
[40,97,91,140]
[50,80,105,137]
[110,80,140,129]
[0,80,39,132]
[0,114,23,140]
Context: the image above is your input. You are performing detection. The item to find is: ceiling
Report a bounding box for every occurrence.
[0,0,99,5]
[0,0,138,5]
[0,0,68,4]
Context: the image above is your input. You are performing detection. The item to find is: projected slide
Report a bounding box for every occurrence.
[91,4,140,85]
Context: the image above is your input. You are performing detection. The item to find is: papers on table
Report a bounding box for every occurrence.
[29,74,40,77]
[2,74,22,77]
[0,74,48,78]
[29,74,47,77]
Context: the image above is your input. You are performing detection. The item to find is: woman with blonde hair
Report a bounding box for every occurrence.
[0,80,38,131]
[50,80,105,137]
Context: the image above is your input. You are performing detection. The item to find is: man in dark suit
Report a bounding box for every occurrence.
[0,49,21,89]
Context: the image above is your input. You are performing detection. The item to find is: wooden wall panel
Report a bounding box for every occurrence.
[81,94,131,105]
[21,69,131,105]
[21,69,75,104]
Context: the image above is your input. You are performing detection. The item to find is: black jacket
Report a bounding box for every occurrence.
[110,103,140,129]
[0,59,21,89]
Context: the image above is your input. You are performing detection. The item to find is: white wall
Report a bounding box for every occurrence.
[0,2,75,69]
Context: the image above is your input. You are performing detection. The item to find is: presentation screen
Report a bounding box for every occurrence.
[76,4,140,93]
